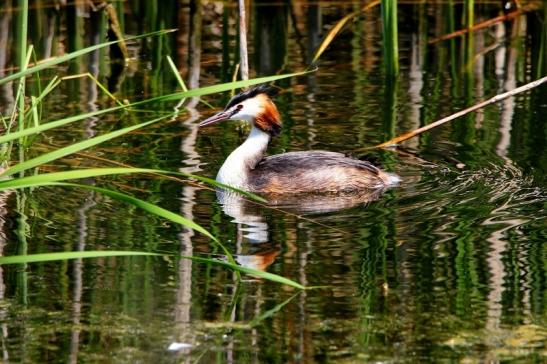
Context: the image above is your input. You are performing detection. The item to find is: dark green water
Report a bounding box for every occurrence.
[0,1,546,362]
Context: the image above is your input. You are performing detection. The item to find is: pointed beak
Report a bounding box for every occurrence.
[199,110,233,128]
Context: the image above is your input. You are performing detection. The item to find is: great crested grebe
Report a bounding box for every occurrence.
[199,85,399,194]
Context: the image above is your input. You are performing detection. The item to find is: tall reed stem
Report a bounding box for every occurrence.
[463,0,474,72]
[16,0,28,132]
[238,0,249,80]
[381,0,399,76]
[376,75,547,147]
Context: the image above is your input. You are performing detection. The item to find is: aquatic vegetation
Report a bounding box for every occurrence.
[0,5,309,287]
[0,1,545,362]
[381,0,399,76]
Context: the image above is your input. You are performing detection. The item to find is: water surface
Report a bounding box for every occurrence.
[0,1,546,362]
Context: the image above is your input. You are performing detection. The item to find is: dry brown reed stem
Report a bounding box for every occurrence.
[376,75,547,148]
[428,4,538,44]
[312,0,380,64]
[238,0,249,81]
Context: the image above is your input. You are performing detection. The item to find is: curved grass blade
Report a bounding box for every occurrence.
[166,55,188,91]
[0,105,127,145]
[0,168,267,203]
[0,29,176,86]
[0,71,312,145]
[137,70,313,104]
[1,114,173,177]
[187,255,305,289]
[249,292,301,326]
[62,73,123,106]
[312,0,380,64]
[0,179,241,275]
[0,251,305,289]
[312,13,357,65]
[0,168,160,189]
[185,173,267,202]
[58,182,215,239]
[24,76,61,122]
[0,251,160,265]
[4,181,215,239]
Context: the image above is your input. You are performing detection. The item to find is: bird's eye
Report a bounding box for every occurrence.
[236,104,243,110]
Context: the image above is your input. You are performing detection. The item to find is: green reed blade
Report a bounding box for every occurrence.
[381,0,399,76]
[29,76,61,109]
[1,114,173,177]
[250,292,301,325]
[0,251,161,265]
[16,0,29,132]
[136,69,313,104]
[165,55,213,108]
[166,55,188,91]
[187,255,305,289]
[0,174,264,280]
[0,168,161,189]
[16,0,28,74]
[5,180,214,239]
[14,45,33,132]
[60,182,215,239]
[0,70,310,144]
[0,167,267,203]
[0,176,247,240]
[0,105,127,144]
[0,29,176,86]
[0,251,305,288]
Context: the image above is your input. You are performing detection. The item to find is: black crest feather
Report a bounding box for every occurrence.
[268,123,282,137]
[225,84,279,110]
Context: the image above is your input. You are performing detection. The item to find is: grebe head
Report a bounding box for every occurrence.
[199,85,282,136]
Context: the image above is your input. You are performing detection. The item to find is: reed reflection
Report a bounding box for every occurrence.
[254,0,289,75]
[0,4,14,117]
[0,1,545,362]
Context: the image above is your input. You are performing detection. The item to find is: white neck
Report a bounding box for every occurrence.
[216,126,271,189]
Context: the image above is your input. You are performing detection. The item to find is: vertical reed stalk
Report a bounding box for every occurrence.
[114,0,125,33]
[536,0,547,77]
[16,0,28,132]
[447,0,458,84]
[381,0,399,76]
[238,0,249,80]
[221,2,231,82]
[463,0,474,72]
[188,0,202,89]
[465,0,474,29]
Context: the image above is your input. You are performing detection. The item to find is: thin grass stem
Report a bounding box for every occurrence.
[61,72,123,106]
[16,0,29,132]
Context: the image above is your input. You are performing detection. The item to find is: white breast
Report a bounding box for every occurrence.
[216,126,271,189]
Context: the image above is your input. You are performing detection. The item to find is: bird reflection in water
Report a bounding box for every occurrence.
[216,187,388,271]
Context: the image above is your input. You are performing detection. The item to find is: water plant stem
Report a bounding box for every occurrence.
[238,0,249,80]
[311,0,379,65]
[16,0,28,133]
[376,75,547,147]
[429,3,538,44]
[381,0,399,76]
